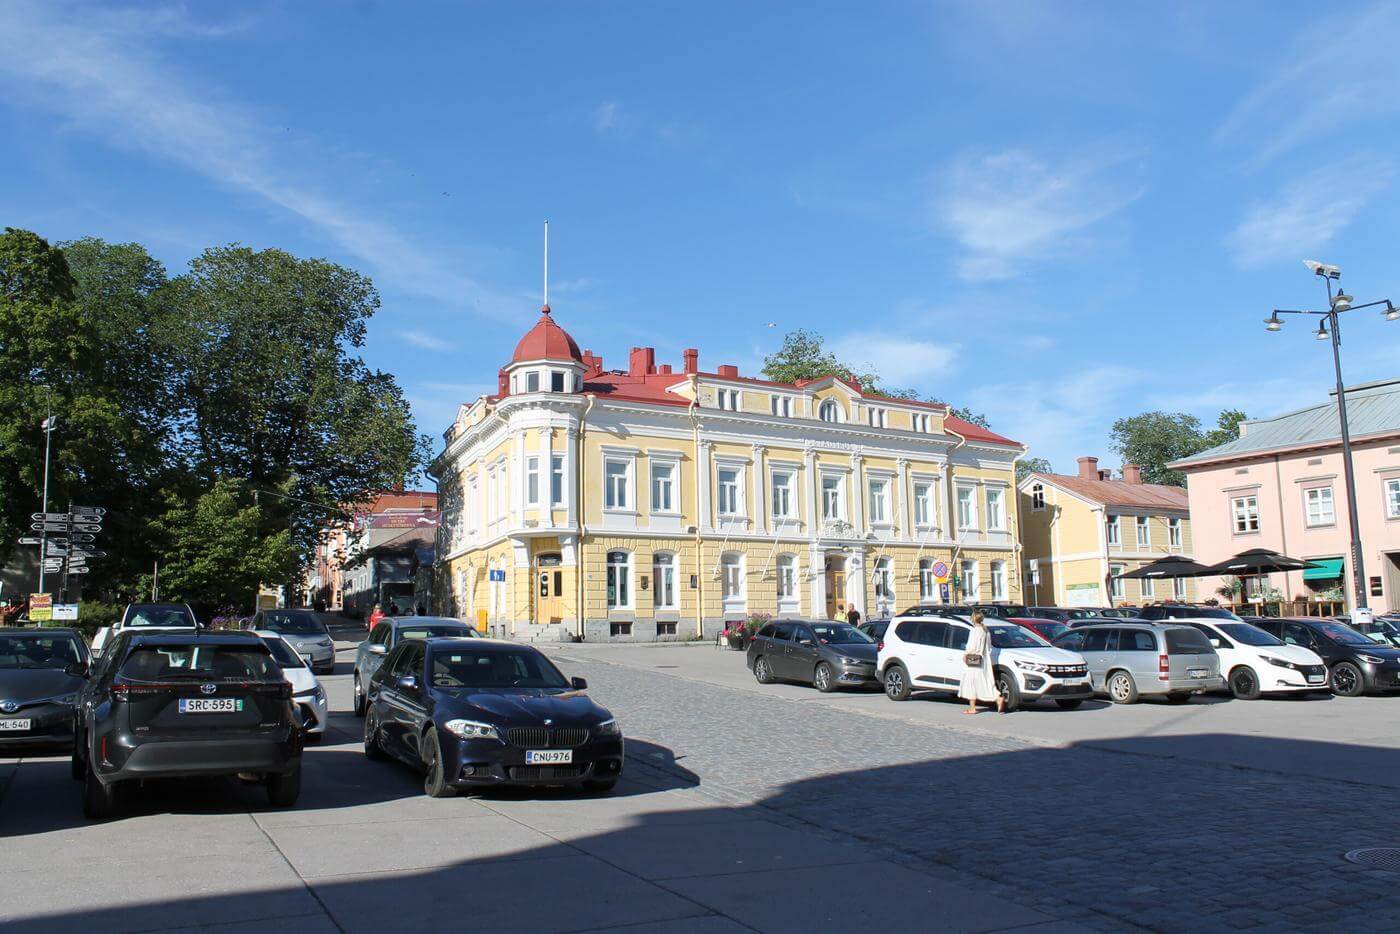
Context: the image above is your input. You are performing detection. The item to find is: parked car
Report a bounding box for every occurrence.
[363,638,623,796]
[0,627,90,752]
[1177,619,1328,699]
[72,631,302,818]
[254,630,328,742]
[1052,623,1225,704]
[91,602,198,657]
[1029,607,1105,622]
[1009,617,1070,643]
[1333,615,1400,649]
[248,609,336,674]
[748,621,879,692]
[859,619,890,642]
[969,603,1028,619]
[878,616,1093,710]
[354,616,479,715]
[1250,617,1400,697]
[1065,616,1146,629]
[1095,608,1143,619]
[1137,604,1241,622]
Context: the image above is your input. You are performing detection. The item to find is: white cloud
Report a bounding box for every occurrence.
[402,330,455,352]
[1227,156,1393,267]
[829,334,958,390]
[935,147,1144,280]
[593,100,621,134]
[0,1,506,314]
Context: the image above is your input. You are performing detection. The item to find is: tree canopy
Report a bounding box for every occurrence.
[1109,409,1247,487]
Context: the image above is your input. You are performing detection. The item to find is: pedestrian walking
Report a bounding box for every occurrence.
[845,607,861,627]
[367,602,385,632]
[959,611,1004,715]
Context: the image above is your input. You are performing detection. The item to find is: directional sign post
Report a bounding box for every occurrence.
[71,524,102,534]
[31,521,69,532]
[17,537,40,545]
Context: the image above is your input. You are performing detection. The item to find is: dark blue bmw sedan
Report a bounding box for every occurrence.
[363,638,623,797]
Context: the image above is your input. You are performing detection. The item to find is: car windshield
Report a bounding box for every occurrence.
[118,644,281,682]
[262,611,324,634]
[810,623,873,644]
[429,649,569,690]
[259,636,306,668]
[1349,620,1400,643]
[988,605,1027,617]
[1215,623,1283,647]
[1028,621,1068,640]
[401,626,473,641]
[125,605,194,627]
[1315,622,1375,646]
[989,625,1049,648]
[0,633,82,669]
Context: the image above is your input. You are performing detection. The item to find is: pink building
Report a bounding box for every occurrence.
[1170,378,1400,613]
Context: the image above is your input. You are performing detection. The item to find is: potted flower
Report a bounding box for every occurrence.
[722,622,747,650]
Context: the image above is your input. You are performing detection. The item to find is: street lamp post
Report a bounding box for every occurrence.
[1263,261,1398,611]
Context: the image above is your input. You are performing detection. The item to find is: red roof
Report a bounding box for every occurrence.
[1032,473,1188,510]
[943,415,1018,446]
[511,306,582,363]
[363,490,438,513]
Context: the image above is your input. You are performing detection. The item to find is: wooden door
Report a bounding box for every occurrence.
[536,554,565,624]
[825,559,847,620]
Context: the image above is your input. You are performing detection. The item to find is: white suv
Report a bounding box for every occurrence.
[878,615,1093,710]
[1177,618,1328,699]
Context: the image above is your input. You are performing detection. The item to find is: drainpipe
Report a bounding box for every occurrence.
[576,393,595,639]
[1011,451,1024,603]
[688,375,705,638]
[944,420,967,601]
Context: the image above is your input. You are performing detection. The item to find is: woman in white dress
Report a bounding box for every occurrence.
[959,612,1004,714]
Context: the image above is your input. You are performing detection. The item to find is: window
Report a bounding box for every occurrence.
[913,482,934,527]
[821,475,844,520]
[1110,563,1126,599]
[770,395,792,417]
[606,551,630,609]
[912,413,929,432]
[819,399,841,423]
[1169,517,1182,548]
[1173,577,1187,600]
[776,554,797,605]
[986,487,1006,531]
[1031,483,1045,511]
[651,462,676,513]
[550,455,565,506]
[717,467,742,516]
[867,407,886,428]
[990,560,1007,601]
[868,478,890,524]
[717,388,741,411]
[956,486,977,529]
[1105,515,1121,546]
[721,552,744,606]
[525,456,540,506]
[771,471,794,519]
[550,371,565,392]
[1388,478,1400,519]
[1305,486,1335,526]
[525,371,540,393]
[873,557,894,612]
[919,559,935,599]
[1232,495,1260,533]
[652,553,675,609]
[604,459,631,509]
[1141,575,1155,598]
[656,620,676,636]
[1136,516,1150,548]
[959,559,979,600]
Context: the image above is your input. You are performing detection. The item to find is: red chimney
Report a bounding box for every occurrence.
[717,364,739,378]
[1077,456,1099,480]
[581,349,603,377]
[658,364,673,375]
[683,348,698,374]
[1122,464,1142,485]
[497,367,509,396]
[628,347,656,377]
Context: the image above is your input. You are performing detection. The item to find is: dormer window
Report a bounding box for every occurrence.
[819,399,841,423]
[717,389,741,411]
[867,407,886,428]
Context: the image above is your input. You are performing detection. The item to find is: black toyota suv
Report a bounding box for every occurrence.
[73,631,303,818]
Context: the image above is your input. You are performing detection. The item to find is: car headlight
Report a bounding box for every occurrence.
[594,718,621,737]
[443,719,501,741]
[1013,660,1049,673]
[313,684,326,705]
[1357,654,1387,665]
[1261,655,1296,669]
[838,656,865,666]
[38,692,78,706]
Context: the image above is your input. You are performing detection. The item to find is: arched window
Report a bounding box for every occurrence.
[919,559,934,601]
[607,551,631,609]
[720,551,745,610]
[873,557,894,615]
[652,552,676,610]
[776,554,798,609]
[819,399,841,423]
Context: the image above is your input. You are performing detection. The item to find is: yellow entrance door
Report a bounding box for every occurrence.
[825,560,847,620]
[536,554,565,624]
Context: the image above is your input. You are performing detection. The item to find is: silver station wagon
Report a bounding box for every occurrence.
[1053,623,1224,704]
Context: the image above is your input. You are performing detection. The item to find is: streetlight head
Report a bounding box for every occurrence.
[1332,292,1353,311]
[1264,313,1283,332]
[1386,302,1400,322]
[1314,321,1330,340]
[1304,259,1341,279]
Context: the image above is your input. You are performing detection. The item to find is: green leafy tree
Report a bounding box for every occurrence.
[1110,409,1247,487]
[1016,456,1053,483]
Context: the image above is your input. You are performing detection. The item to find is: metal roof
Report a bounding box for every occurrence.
[1171,378,1400,468]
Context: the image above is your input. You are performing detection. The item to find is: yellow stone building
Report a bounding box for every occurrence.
[430,306,1026,641]
[1017,457,1197,610]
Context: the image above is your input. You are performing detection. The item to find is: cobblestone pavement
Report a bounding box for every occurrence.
[549,647,1400,933]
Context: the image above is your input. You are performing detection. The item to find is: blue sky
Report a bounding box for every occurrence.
[3,1,1399,474]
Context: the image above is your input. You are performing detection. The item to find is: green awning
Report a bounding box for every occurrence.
[1303,558,1344,581]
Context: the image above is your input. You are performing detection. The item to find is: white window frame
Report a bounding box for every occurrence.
[525,370,540,393]
[873,557,894,614]
[1105,515,1121,546]
[716,388,741,411]
[650,461,677,515]
[818,399,841,423]
[770,395,792,417]
[919,559,935,600]
[652,552,676,610]
[990,559,1007,601]
[985,486,1006,531]
[1141,574,1155,599]
[956,484,978,530]
[1231,495,1260,534]
[912,413,929,432]
[867,476,891,526]
[770,469,794,519]
[1173,576,1187,600]
[1109,563,1126,600]
[604,457,633,511]
[1388,478,1400,519]
[606,550,631,609]
[867,407,885,428]
[959,559,980,601]
[1168,517,1182,549]
[1135,515,1150,548]
[913,482,934,528]
[776,554,798,609]
[821,473,845,521]
[716,465,744,517]
[524,455,541,507]
[720,551,745,610]
[1304,486,1335,527]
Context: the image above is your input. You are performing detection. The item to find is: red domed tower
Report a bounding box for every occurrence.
[503,305,586,395]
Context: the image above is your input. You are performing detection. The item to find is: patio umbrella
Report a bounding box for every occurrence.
[1114,555,1216,580]
[1206,548,1320,576]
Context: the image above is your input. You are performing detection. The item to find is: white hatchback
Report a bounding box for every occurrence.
[255,630,329,741]
[1176,619,1329,699]
[878,615,1093,710]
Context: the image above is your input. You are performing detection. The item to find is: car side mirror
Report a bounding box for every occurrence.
[396,675,417,691]
[368,644,387,656]
[798,638,814,647]
[571,677,588,690]
[65,661,89,678]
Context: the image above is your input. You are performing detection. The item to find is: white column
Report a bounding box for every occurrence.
[564,427,578,529]
[542,426,554,526]
[511,429,524,526]
[850,452,865,535]
[897,457,911,540]
[810,543,826,618]
[804,445,819,539]
[697,440,713,533]
[752,444,767,535]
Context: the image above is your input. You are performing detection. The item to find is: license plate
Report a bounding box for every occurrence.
[0,719,31,732]
[179,698,243,714]
[1187,668,1209,679]
[1307,674,1326,684]
[525,749,572,765]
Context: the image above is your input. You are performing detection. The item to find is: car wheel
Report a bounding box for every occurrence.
[353,674,366,717]
[1164,692,1192,704]
[266,764,301,808]
[813,662,836,693]
[884,663,911,701]
[421,730,456,798]
[753,656,775,684]
[1055,698,1084,710]
[1107,670,1139,705]
[363,707,387,761]
[1331,661,1365,697]
[1230,666,1261,700]
[82,761,119,820]
[585,777,619,794]
[994,668,1021,712]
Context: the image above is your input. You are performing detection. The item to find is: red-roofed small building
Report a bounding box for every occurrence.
[431,307,1026,641]
[303,490,438,615]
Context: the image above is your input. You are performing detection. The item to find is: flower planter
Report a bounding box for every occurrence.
[725,634,747,650]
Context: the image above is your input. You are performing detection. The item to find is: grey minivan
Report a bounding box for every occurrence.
[1053,623,1224,704]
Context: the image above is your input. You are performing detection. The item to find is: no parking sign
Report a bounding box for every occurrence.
[931,560,950,584]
